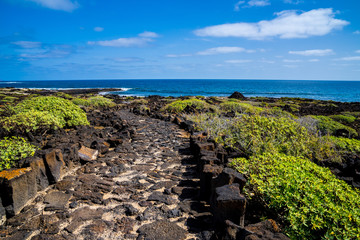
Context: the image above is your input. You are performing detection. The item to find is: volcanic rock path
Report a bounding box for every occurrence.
[1,110,213,240]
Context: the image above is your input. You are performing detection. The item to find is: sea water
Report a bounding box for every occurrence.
[1,79,359,102]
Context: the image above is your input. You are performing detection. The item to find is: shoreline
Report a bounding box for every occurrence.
[1,87,360,104]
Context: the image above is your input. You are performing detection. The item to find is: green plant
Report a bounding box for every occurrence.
[329,114,356,124]
[0,137,38,171]
[71,98,91,106]
[162,98,212,113]
[187,113,341,162]
[311,115,358,137]
[219,101,262,114]
[55,92,73,99]
[329,136,360,154]
[72,96,116,108]
[231,153,360,239]
[1,96,89,132]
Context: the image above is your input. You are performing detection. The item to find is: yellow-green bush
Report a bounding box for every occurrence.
[329,136,360,154]
[162,99,212,113]
[329,114,356,124]
[231,153,360,240]
[188,114,337,160]
[311,115,357,137]
[219,101,262,114]
[72,96,115,108]
[0,137,38,171]
[1,96,89,132]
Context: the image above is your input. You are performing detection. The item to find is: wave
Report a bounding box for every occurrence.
[0,82,21,84]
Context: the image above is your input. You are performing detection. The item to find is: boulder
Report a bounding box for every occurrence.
[213,184,246,228]
[0,197,6,225]
[0,168,36,216]
[29,157,49,191]
[137,220,187,240]
[43,191,71,211]
[91,140,110,154]
[223,220,252,240]
[43,149,65,184]
[78,145,99,162]
[229,91,246,100]
[214,168,247,193]
[245,219,290,240]
[200,164,223,202]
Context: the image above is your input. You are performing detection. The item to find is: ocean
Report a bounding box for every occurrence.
[1,79,359,102]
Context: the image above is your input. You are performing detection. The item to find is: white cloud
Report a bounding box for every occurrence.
[284,0,303,4]
[225,59,253,63]
[356,50,360,54]
[11,41,42,48]
[337,56,360,61]
[138,31,159,38]
[353,30,360,35]
[194,8,349,40]
[234,1,245,11]
[283,64,298,68]
[110,57,143,62]
[248,0,270,7]
[289,49,334,56]
[309,59,320,62]
[166,54,192,58]
[197,47,252,55]
[94,27,104,32]
[88,31,159,47]
[235,0,269,10]
[27,0,79,12]
[283,59,302,63]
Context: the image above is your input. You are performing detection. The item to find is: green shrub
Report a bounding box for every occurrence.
[71,98,91,106]
[187,113,340,162]
[1,96,89,132]
[55,92,73,99]
[231,153,360,240]
[0,96,18,103]
[0,137,38,171]
[329,136,360,154]
[1,111,61,132]
[311,115,357,137]
[72,96,115,108]
[219,101,262,114]
[225,115,313,157]
[162,99,212,113]
[330,114,356,124]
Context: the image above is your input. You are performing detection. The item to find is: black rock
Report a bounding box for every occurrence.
[137,220,187,240]
[229,91,246,100]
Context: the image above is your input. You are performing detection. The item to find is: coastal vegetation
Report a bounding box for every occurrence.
[171,97,360,239]
[1,90,360,239]
[231,153,360,239]
[0,137,37,171]
[161,98,213,113]
[72,95,116,108]
[1,96,89,132]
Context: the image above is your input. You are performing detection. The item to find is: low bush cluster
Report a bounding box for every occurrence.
[0,137,38,171]
[162,98,213,113]
[72,96,116,108]
[186,99,360,239]
[311,115,357,137]
[187,113,340,162]
[219,100,262,114]
[231,153,360,240]
[1,96,89,132]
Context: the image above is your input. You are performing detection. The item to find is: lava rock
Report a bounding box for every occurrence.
[229,91,246,100]
[137,220,187,240]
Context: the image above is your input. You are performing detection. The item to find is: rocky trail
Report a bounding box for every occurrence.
[1,110,214,240]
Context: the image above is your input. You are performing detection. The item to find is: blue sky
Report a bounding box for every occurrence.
[0,0,359,80]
